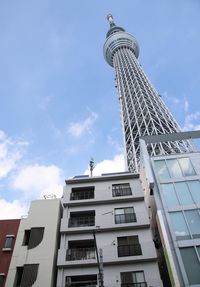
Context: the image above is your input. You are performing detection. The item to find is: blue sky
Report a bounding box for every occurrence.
[0,0,200,218]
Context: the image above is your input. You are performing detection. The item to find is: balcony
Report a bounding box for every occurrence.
[68,216,95,228]
[115,213,136,224]
[66,247,95,261]
[68,211,95,228]
[70,187,94,201]
[118,244,142,257]
[121,283,147,287]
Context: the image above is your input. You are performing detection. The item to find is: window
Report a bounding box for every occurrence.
[170,210,200,240]
[66,240,95,261]
[154,160,170,180]
[115,207,136,224]
[154,158,196,180]
[180,247,200,285]
[0,274,5,287]
[14,264,39,287]
[3,235,14,250]
[187,180,200,203]
[185,210,200,238]
[117,235,142,257]
[70,186,94,200]
[162,183,179,208]
[170,212,190,240]
[121,271,147,287]
[174,182,194,205]
[112,183,132,197]
[178,158,196,176]
[68,211,95,227]
[167,159,182,178]
[22,228,44,249]
[65,274,97,287]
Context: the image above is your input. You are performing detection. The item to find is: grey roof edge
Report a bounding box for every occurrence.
[65,172,139,184]
[140,130,200,144]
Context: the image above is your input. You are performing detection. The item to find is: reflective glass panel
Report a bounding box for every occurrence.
[167,159,182,178]
[178,158,196,176]
[170,212,190,240]
[187,181,200,203]
[154,160,170,180]
[162,184,179,208]
[174,182,194,205]
[185,210,200,238]
[180,247,200,285]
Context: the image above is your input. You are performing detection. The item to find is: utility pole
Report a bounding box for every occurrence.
[93,231,104,287]
[89,158,94,177]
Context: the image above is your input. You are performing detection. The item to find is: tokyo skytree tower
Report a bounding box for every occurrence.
[103,15,194,173]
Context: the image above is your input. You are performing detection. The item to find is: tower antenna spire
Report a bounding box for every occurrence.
[107,14,115,27]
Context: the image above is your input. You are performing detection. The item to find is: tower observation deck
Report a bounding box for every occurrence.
[104,14,194,173]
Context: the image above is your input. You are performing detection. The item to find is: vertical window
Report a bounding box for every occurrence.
[187,181,200,203]
[185,210,200,238]
[14,264,39,287]
[117,236,142,257]
[3,235,14,250]
[174,182,194,205]
[166,159,182,178]
[115,207,136,224]
[121,271,146,286]
[162,183,179,208]
[154,160,170,179]
[170,212,190,240]
[178,158,196,176]
[180,247,200,285]
[22,228,44,249]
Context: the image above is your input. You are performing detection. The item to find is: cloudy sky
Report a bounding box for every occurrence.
[0,0,200,218]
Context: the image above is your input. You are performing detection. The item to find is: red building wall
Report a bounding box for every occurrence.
[0,219,20,286]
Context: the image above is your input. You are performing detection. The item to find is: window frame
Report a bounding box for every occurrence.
[2,234,15,251]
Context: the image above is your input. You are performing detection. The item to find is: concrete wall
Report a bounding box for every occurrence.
[5,199,61,287]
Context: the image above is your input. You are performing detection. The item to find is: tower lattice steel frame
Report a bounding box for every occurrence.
[104,15,194,173]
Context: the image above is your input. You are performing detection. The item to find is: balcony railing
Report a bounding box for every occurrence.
[112,187,132,197]
[115,213,136,224]
[68,216,95,227]
[70,190,94,200]
[121,283,147,287]
[118,244,142,257]
[66,247,96,261]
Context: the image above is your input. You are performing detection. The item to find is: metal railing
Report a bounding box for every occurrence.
[118,244,142,257]
[112,187,132,197]
[68,216,95,227]
[66,247,96,261]
[115,213,136,224]
[70,190,94,200]
[121,283,147,287]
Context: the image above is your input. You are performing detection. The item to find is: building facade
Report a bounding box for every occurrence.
[5,199,61,287]
[103,15,194,173]
[0,219,20,287]
[140,131,200,286]
[56,172,163,287]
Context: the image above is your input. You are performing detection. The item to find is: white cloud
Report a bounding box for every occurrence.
[84,154,125,176]
[183,111,200,131]
[12,164,63,199]
[184,99,189,113]
[0,198,28,219]
[67,112,98,138]
[0,129,27,178]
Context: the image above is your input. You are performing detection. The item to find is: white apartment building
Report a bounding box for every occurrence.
[5,199,61,287]
[56,172,163,287]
